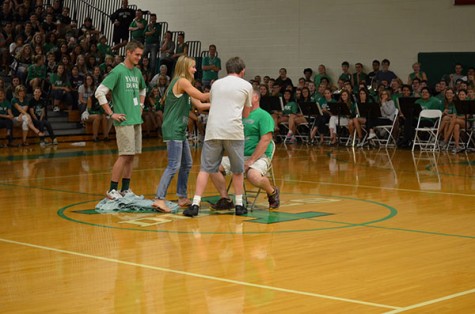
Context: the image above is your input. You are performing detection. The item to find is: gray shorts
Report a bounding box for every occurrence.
[200,139,244,173]
[115,124,142,155]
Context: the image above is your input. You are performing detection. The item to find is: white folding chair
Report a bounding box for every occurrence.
[412,109,442,152]
[373,109,399,148]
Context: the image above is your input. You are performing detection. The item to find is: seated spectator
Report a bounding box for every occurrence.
[13,43,33,83]
[97,35,113,61]
[78,74,95,113]
[303,68,313,82]
[50,63,73,111]
[328,90,356,145]
[99,54,114,74]
[26,54,46,92]
[439,89,467,153]
[408,62,428,85]
[279,89,307,144]
[149,64,170,86]
[83,94,111,142]
[275,68,293,94]
[172,32,188,63]
[210,89,280,210]
[159,31,175,76]
[351,88,372,146]
[6,76,21,101]
[339,61,352,83]
[11,85,44,145]
[448,63,465,88]
[353,62,368,87]
[364,89,397,143]
[313,64,331,87]
[28,87,57,145]
[374,59,397,85]
[309,87,333,145]
[0,89,16,147]
[258,84,269,97]
[143,86,163,137]
[398,87,443,148]
[69,65,84,111]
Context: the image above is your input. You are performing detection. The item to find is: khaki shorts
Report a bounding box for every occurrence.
[115,124,142,155]
[221,155,270,177]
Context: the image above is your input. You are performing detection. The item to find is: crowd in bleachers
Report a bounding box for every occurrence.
[0,0,474,153]
[251,61,475,153]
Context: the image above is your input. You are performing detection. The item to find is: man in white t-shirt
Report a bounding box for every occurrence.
[184,57,252,217]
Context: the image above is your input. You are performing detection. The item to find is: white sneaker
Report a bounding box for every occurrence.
[106,189,123,200]
[368,131,376,140]
[52,138,58,145]
[53,106,60,112]
[120,189,138,198]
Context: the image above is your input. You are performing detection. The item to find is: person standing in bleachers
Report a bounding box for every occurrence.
[110,0,135,52]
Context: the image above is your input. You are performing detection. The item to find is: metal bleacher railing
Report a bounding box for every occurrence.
[60,0,201,75]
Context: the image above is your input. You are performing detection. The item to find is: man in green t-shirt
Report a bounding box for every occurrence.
[201,44,221,86]
[128,9,147,43]
[143,13,161,73]
[209,89,280,210]
[95,40,147,200]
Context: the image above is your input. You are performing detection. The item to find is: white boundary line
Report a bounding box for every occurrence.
[0,237,399,311]
[383,288,475,313]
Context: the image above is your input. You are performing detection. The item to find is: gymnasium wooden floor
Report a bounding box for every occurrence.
[0,139,474,313]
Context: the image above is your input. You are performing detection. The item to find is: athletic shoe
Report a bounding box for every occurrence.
[367,131,377,140]
[121,189,139,198]
[52,138,58,145]
[211,197,234,210]
[267,187,280,209]
[235,205,248,216]
[106,189,123,200]
[183,204,200,217]
[53,106,60,112]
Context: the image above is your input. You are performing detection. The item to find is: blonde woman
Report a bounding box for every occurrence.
[152,55,210,213]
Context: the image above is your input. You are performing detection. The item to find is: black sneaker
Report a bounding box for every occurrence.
[211,197,234,210]
[183,204,200,217]
[267,187,280,209]
[235,205,248,216]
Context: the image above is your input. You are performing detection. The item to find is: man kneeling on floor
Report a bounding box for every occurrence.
[210,89,280,210]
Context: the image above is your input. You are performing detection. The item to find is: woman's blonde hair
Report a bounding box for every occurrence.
[173,55,195,83]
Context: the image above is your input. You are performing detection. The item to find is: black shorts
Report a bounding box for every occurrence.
[113,28,129,44]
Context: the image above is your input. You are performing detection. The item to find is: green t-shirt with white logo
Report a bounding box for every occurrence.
[244,107,274,158]
[282,101,298,115]
[101,63,146,126]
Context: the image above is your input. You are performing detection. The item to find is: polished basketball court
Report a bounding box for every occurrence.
[1,139,474,313]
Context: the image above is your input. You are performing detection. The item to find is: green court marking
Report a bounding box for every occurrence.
[56,193,475,238]
[72,208,333,224]
[58,193,397,234]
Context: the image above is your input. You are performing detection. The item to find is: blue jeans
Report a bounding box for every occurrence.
[155,140,192,199]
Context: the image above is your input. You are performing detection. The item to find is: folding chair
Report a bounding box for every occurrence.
[227,141,276,211]
[412,109,442,152]
[373,109,399,148]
